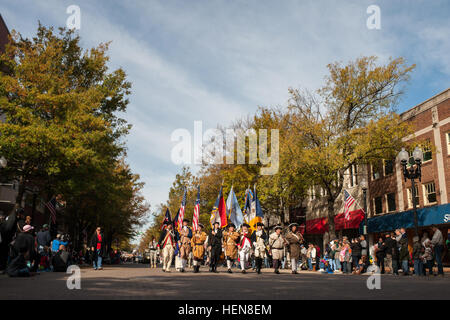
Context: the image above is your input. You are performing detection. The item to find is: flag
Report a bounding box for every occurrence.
[177,187,187,232]
[210,186,227,228]
[344,189,356,221]
[45,197,57,224]
[248,186,264,233]
[243,188,254,223]
[226,186,244,229]
[192,186,200,231]
[160,208,172,230]
[173,208,180,231]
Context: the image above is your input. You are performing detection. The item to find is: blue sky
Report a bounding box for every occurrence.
[1,0,449,229]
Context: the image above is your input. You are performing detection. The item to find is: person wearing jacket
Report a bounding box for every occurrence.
[383,233,397,275]
[191,223,207,273]
[269,226,286,274]
[375,237,386,274]
[412,236,423,276]
[207,222,223,273]
[350,238,362,272]
[238,223,252,274]
[159,222,176,272]
[90,227,105,270]
[223,223,239,273]
[285,223,303,274]
[398,228,410,275]
[251,222,268,274]
[431,226,444,276]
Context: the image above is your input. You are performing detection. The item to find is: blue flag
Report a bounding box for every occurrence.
[226,186,244,229]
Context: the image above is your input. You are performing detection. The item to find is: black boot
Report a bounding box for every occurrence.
[228,269,232,274]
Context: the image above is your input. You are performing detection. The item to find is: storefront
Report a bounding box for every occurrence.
[304,209,365,253]
[366,203,450,263]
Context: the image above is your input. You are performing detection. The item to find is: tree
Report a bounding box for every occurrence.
[287,56,415,238]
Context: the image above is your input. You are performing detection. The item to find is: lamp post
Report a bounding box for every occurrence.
[360,177,368,236]
[398,147,423,237]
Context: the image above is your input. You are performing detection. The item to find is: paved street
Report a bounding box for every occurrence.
[1,263,449,300]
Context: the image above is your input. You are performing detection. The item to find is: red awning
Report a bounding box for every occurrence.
[305,209,365,234]
[334,209,365,231]
[306,217,328,234]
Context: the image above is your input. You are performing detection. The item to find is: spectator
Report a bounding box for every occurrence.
[6,247,31,277]
[375,237,386,274]
[398,228,410,276]
[340,241,351,274]
[412,236,423,276]
[13,225,36,270]
[90,227,105,270]
[52,245,70,272]
[421,239,434,276]
[51,234,67,254]
[306,243,316,271]
[359,235,368,260]
[37,224,51,250]
[430,225,444,276]
[384,233,397,275]
[350,238,362,272]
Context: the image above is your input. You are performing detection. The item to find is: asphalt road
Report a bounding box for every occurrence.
[1,263,449,300]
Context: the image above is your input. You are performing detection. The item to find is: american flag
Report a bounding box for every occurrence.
[177,187,187,232]
[160,208,172,230]
[45,197,57,224]
[192,186,200,231]
[344,189,355,221]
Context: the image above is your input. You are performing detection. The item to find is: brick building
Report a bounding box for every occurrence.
[367,88,450,258]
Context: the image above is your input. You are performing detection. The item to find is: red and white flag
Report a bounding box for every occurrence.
[192,186,200,231]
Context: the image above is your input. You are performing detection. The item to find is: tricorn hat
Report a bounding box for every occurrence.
[198,223,205,229]
[242,223,250,228]
[226,223,236,229]
[254,222,264,228]
[274,225,283,231]
[183,218,190,223]
[288,222,299,230]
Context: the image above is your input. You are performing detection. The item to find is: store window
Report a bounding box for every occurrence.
[374,196,383,215]
[423,182,437,205]
[386,193,396,212]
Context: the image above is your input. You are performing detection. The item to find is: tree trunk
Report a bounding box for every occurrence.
[327,197,336,240]
[15,175,26,209]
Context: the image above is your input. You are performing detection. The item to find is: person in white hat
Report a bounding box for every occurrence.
[269,225,286,274]
[238,223,252,274]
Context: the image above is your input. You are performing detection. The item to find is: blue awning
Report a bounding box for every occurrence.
[362,203,450,233]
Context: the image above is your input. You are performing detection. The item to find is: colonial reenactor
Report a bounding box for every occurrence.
[158,222,175,272]
[238,223,252,274]
[223,223,240,273]
[179,219,193,272]
[207,221,223,273]
[149,237,159,268]
[191,223,207,273]
[251,222,268,274]
[285,223,304,274]
[269,225,286,274]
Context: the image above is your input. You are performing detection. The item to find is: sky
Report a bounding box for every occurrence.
[1,0,449,235]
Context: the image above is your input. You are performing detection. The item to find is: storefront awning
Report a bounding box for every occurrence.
[366,203,450,233]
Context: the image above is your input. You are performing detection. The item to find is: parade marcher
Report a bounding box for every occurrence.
[208,221,223,273]
[285,223,303,274]
[149,237,159,268]
[238,223,252,274]
[269,225,286,274]
[158,222,175,272]
[251,222,268,274]
[222,223,239,273]
[179,219,193,272]
[191,223,207,273]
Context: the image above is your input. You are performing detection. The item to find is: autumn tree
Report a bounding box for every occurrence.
[288,56,415,238]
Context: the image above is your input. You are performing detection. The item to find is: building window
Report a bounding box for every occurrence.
[407,185,419,208]
[423,182,437,205]
[354,165,358,185]
[372,162,382,180]
[384,159,394,175]
[374,196,383,215]
[349,165,354,187]
[386,193,396,212]
[409,140,432,164]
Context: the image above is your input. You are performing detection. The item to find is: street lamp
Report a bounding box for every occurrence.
[360,177,368,236]
[398,147,423,236]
